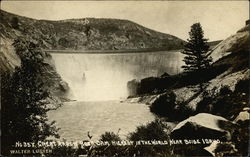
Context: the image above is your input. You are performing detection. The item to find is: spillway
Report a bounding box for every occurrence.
[51,51,184,101]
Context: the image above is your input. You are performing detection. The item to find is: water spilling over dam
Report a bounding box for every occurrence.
[51,51,184,101]
[49,51,183,140]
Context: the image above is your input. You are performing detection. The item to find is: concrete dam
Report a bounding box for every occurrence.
[51,51,185,101]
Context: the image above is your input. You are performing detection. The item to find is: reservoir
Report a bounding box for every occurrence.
[48,100,155,141]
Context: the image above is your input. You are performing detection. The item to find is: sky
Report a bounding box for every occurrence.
[1,0,249,41]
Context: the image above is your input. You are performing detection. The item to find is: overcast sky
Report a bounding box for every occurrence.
[1,1,249,41]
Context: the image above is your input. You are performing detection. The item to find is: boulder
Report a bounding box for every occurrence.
[171,113,236,140]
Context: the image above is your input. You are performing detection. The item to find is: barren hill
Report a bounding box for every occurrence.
[0,10,185,51]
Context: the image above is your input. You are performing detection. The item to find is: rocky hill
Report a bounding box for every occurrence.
[126,23,250,156]
[0,10,185,51]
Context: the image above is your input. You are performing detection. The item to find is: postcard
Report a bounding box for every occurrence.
[1,1,249,156]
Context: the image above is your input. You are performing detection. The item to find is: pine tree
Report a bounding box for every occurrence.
[181,23,212,72]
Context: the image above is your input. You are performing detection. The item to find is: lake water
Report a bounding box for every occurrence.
[48,51,184,141]
[47,100,155,141]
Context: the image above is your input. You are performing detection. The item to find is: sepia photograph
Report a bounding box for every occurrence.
[0,0,249,156]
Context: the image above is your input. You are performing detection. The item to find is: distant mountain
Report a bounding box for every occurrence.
[0,10,185,51]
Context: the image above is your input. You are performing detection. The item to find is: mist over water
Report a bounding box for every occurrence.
[51,51,184,101]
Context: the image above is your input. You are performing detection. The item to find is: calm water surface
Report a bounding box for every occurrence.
[48,100,155,141]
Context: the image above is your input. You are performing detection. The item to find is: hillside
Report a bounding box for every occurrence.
[127,24,249,98]
[126,23,249,156]
[0,10,185,51]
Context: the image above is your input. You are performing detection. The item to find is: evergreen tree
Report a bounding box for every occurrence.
[181,23,212,72]
[1,39,59,155]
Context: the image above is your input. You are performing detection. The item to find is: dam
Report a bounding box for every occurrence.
[50,50,185,101]
[48,50,183,140]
